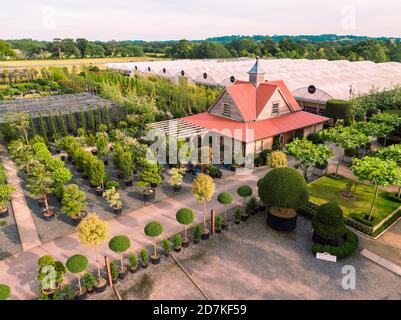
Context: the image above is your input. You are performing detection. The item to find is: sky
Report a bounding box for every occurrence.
[0,0,401,41]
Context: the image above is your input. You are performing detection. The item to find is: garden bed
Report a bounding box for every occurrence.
[307,175,401,236]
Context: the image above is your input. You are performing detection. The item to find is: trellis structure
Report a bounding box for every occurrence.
[0,93,119,124]
[148,119,209,140]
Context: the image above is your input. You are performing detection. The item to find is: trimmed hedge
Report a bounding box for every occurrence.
[312,229,359,259]
[307,132,324,144]
[258,168,309,209]
[324,99,352,121]
[66,254,88,274]
[217,192,233,205]
[109,235,131,253]
[144,221,163,237]
[0,284,11,300]
[312,203,346,240]
[372,209,401,237]
[176,208,194,225]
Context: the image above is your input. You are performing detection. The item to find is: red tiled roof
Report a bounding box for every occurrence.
[225,79,301,121]
[181,111,329,143]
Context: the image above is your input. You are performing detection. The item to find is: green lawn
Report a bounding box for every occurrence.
[308,175,400,225]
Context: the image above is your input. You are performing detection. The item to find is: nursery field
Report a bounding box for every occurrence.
[308,175,400,225]
[90,214,401,300]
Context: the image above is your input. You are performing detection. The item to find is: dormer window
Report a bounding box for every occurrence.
[223,103,231,117]
[272,102,280,115]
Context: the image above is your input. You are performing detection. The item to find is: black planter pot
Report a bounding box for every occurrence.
[143,189,156,202]
[215,171,223,179]
[82,174,89,180]
[267,210,297,232]
[201,231,210,240]
[216,228,222,234]
[222,223,228,230]
[118,267,128,280]
[94,279,107,293]
[141,262,149,269]
[312,230,342,246]
[174,246,182,253]
[60,155,66,162]
[258,204,267,212]
[91,149,98,156]
[113,206,123,215]
[182,239,190,248]
[129,266,138,274]
[174,184,182,192]
[234,220,240,225]
[164,251,170,257]
[150,183,158,188]
[124,180,133,187]
[193,239,200,244]
[112,278,118,284]
[103,159,109,166]
[95,188,104,196]
[240,214,249,221]
[86,287,95,295]
[75,289,88,300]
[0,208,9,218]
[150,255,161,265]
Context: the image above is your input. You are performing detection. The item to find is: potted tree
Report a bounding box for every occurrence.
[167,167,186,192]
[140,248,149,268]
[246,196,258,215]
[144,221,164,265]
[83,272,96,294]
[0,284,11,301]
[96,132,110,165]
[234,208,241,224]
[258,168,309,232]
[0,185,15,218]
[217,192,233,230]
[192,173,216,240]
[77,213,110,293]
[109,262,119,284]
[176,208,194,248]
[37,255,66,297]
[119,150,134,186]
[193,225,201,244]
[162,239,172,256]
[61,184,87,225]
[128,253,138,274]
[66,254,89,300]
[137,161,162,201]
[237,185,253,221]
[208,166,222,179]
[27,164,54,220]
[108,235,131,280]
[103,187,123,214]
[89,159,106,196]
[312,203,346,246]
[172,234,182,252]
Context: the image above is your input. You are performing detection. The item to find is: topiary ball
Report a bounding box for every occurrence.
[237,185,252,198]
[312,203,346,240]
[38,255,55,268]
[144,221,163,238]
[0,284,10,300]
[109,235,131,253]
[258,167,309,209]
[66,254,89,274]
[176,208,194,225]
[217,192,233,205]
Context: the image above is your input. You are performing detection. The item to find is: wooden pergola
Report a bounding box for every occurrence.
[148,119,209,140]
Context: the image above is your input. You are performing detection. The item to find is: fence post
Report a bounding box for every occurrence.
[210,209,215,235]
[104,255,113,289]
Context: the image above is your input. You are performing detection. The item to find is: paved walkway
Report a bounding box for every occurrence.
[0,167,268,300]
[0,137,41,251]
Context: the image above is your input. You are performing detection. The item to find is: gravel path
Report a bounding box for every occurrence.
[0,206,23,259]
[90,213,401,300]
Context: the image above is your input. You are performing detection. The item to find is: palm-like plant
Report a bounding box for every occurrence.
[27,164,54,214]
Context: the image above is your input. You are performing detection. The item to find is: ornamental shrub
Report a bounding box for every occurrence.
[172,234,182,249]
[109,262,119,280]
[38,255,55,268]
[267,151,287,168]
[83,272,96,290]
[324,99,352,122]
[144,221,163,237]
[0,284,11,300]
[215,215,222,230]
[108,235,131,253]
[128,253,138,269]
[312,229,359,259]
[194,224,202,241]
[307,132,324,144]
[176,208,194,225]
[258,167,309,209]
[66,254,88,274]
[237,185,252,198]
[162,239,172,254]
[140,249,149,265]
[312,203,346,240]
[217,192,233,205]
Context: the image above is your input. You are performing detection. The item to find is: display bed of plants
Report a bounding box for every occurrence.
[20,156,195,243]
[307,175,400,232]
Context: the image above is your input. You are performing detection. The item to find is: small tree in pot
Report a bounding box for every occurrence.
[137,161,162,201]
[237,185,252,220]
[162,239,172,256]
[140,248,149,268]
[258,167,309,231]
[103,187,123,214]
[108,235,131,280]
[0,185,15,218]
[193,225,201,244]
[83,272,96,294]
[77,213,110,293]
[0,284,11,300]
[89,159,106,196]
[128,253,138,273]
[144,221,163,264]
[176,208,194,247]
[215,215,222,233]
[217,192,233,230]
[119,150,134,186]
[66,254,89,300]
[192,173,215,240]
[172,234,183,252]
[167,167,186,192]
[61,184,87,224]
[312,203,346,246]
[96,132,110,165]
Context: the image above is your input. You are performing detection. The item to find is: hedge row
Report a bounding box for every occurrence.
[312,229,359,259]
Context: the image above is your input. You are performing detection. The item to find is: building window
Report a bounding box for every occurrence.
[255,140,262,153]
[272,102,280,115]
[223,103,231,117]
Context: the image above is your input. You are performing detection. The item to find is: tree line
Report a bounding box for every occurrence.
[1,35,401,63]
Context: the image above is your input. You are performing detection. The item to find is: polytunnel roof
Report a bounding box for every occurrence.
[105,58,401,101]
